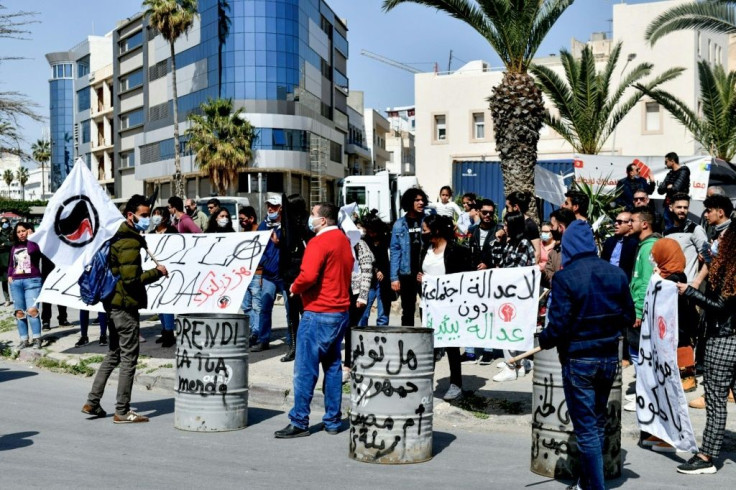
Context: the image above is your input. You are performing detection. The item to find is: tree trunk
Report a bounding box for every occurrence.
[489,71,545,220]
[170,41,184,197]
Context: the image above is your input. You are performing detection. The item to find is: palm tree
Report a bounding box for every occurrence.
[31,138,50,197]
[186,98,255,195]
[383,0,574,212]
[16,166,29,201]
[646,1,736,45]
[3,169,14,199]
[217,0,231,98]
[530,42,684,154]
[143,0,199,198]
[636,61,736,162]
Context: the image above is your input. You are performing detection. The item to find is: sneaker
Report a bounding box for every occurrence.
[682,377,697,393]
[251,342,270,352]
[81,404,107,418]
[651,441,676,453]
[641,435,663,447]
[689,396,705,410]
[58,320,72,327]
[443,383,463,401]
[623,400,636,412]
[113,411,149,424]
[42,322,51,331]
[625,394,636,402]
[478,352,493,365]
[677,454,716,475]
[460,353,478,364]
[496,361,507,369]
[74,336,89,348]
[99,335,108,346]
[18,339,29,349]
[493,363,518,382]
[33,338,42,349]
[518,364,528,377]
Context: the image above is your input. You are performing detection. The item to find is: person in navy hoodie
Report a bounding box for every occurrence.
[538,220,635,490]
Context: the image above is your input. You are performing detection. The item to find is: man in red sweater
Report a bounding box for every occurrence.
[274,202,353,438]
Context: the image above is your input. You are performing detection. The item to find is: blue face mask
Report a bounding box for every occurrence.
[135,216,150,232]
[1,223,8,229]
[267,211,279,220]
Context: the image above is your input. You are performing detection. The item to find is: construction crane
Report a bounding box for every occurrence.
[360,49,423,74]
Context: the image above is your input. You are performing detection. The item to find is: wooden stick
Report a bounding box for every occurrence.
[144,248,161,267]
[508,346,541,364]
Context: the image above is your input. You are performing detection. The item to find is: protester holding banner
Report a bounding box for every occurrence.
[538,220,635,490]
[676,220,736,475]
[417,214,471,401]
[83,195,168,423]
[489,211,536,382]
[8,222,44,349]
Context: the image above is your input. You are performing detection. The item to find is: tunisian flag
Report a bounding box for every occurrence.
[30,158,124,266]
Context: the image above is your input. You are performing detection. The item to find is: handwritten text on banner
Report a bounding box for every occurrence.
[37,231,271,315]
[421,267,540,350]
[636,275,698,453]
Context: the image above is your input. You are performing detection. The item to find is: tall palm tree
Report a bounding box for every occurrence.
[636,61,736,162]
[31,138,50,197]
[16,166,29,201]
[646,1,736,45]
[186,98,255,195]
[143,0,199,198]
[3,169,14,199]
[217,0,231,98]
[530,42,684,154]
[383,0,574,208]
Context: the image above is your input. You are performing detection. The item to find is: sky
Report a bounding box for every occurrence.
[1,0,662,167]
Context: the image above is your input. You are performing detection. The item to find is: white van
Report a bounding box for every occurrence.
[196,196,251,231]
[339,171,420,223]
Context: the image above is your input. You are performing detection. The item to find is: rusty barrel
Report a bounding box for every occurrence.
[530,341,623,479]
[349,327,435,464]
[174,314,249,431]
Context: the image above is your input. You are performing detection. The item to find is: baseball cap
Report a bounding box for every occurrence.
[265,194,282,206]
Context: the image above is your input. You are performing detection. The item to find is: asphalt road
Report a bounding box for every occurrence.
[1,360,735,489]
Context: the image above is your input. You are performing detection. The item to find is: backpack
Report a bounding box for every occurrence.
[78,237,120,305]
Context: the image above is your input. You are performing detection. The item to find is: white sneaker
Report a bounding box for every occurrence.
[443,384,463,401]
[625,394,635,402]
[493,363,518,382]
[496,361,506,368]
[518,364,527,377]
[623,400,636,412]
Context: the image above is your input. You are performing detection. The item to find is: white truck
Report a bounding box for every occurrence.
[339,171,420,223]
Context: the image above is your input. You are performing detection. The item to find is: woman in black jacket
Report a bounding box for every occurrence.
[675,220,736,475]
[417,214,471,401]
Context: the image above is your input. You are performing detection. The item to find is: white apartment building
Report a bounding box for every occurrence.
[346,91,371,175]
[385,129,415,175]
[364,108,390,173]
[414,0,728,199]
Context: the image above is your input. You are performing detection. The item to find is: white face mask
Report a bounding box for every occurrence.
[217,218,229,228]
[151,216,163,227]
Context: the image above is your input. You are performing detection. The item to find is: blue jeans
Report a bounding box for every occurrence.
[358,282,389,326]
[241,275,263,340]
[79,311,108,338]
[258,277,290,345]
[160,313,175,331]
[288,310,348,431]
[561,357,618,490]
[10,277,42,340]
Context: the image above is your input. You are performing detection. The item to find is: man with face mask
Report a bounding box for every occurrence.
[542,208,576,289]
[0,218,13,305]
[168,196,202,234]
[185,198,208,231]
[82,194,168,423]
[251,194,291,353]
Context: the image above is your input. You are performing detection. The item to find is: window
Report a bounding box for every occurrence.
[80,120,90,144]
[272,129,286,146]
[77,88,90,112]
[119,69,143,92]
[434,114,447,141]
[473,113,485,140]
[52,63,73,79]
[120,109,144,130]
[119,31,143,54]
[345,186,366,205]
[148,59,170,81]
[330,141,342,162]
[77,60,89,78]
[644,102,661,133]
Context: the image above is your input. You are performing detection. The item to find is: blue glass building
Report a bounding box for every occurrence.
[45,58,75,192]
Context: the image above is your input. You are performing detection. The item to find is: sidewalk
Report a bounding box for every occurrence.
[0,302,731,440]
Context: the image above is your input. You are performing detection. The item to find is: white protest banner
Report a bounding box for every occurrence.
[421,267,540,350]
[30,158,125,266]
[573,154,711,201]
[37,231,270,314]
[636,274,698,453]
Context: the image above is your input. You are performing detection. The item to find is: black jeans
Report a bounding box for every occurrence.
[41,303,67,325]
[398,274,419,327]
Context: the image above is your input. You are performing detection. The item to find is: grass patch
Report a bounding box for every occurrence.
[160,363,173,369]
[35,355,103,377]
[342,383,351,394]
[0,316,15,333]
[0,341,17,359]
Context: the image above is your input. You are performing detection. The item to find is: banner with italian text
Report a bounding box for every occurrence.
[420,267,540,350]
[636,275,698,452]
[36,231,271,314]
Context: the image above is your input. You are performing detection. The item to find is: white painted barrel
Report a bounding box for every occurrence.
[530,343,623,479]
[349,327,435,464]
[174,314,249,432]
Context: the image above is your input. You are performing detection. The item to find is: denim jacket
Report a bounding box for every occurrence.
[390,215,422,281]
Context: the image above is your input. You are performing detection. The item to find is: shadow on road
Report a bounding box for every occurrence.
[0,367,39,383]
[132,397,175,418]
[247,406,283,426]
[433,430,457,456]
[0,431,38,451]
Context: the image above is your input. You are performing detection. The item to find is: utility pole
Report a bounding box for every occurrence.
[448,50,453,72]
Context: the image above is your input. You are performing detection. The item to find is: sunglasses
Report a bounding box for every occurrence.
[614,219,631,225]
[633,197,647,201]
[480,210,494,215]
